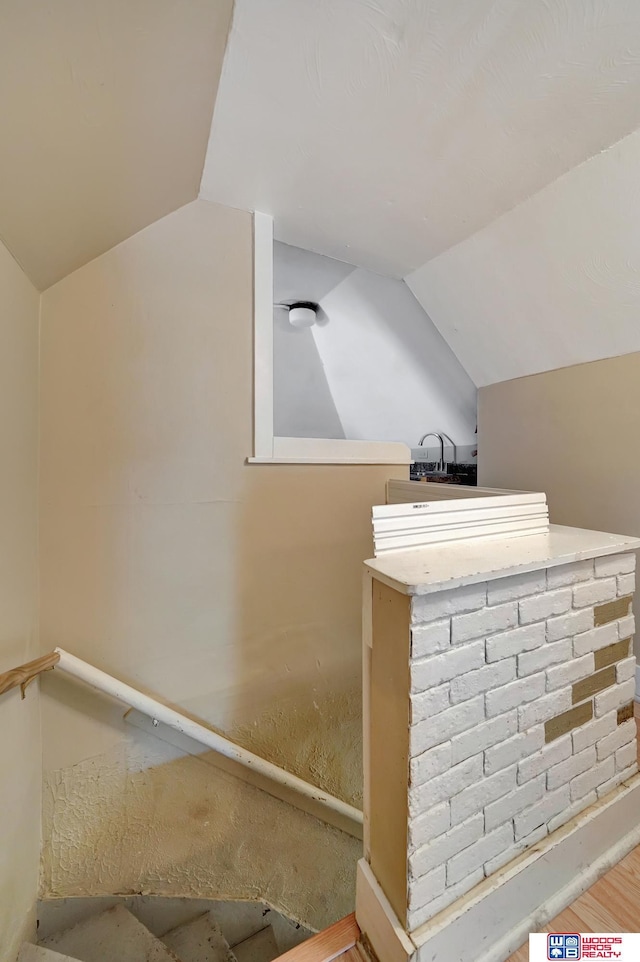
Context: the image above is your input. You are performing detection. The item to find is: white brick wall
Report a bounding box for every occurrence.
[518,735,572,784]
[570,756,615,801]
[594,553,636,578]
[573,578,617,608]
[547,560,594,588]
[546,652,594,691]
[596,769,635,799]
[401,551,637,932]
[519,588,571,624]
[487,570,546,606]
[546,746,596,790]
[412,583,487,624]
[446,824,514,886]
[410,695,485,755]
[616,741,637,773]
[484,727,545,776]
[409,755,482,814]
[547,792,597,833]
[616,655,636,683]
[485,673,546,718]
[450,658,515,704]
[618,613,635,639]
[411,640,485,691]
[484,776,545,831]
[411,683,450,725]
[408,801,450,852]
[451,602,517,644]
[573,623,618,657]
[409,814,483,879]
[411,619,450,658]
[406,869,485,931]
[518,639,572,677]
[408,865,446,915]
[513,786,570,840]
[546,608,594,643]
[486,623,545,662]
[484,824,548,875]
[451,712,517,765]
[450,766,517,825]
[594,677,635,717]
[517,687,572,731]
[572,712,617,753]
[410,741,451,786]
[596,719,636,762]
[618,573,636,597]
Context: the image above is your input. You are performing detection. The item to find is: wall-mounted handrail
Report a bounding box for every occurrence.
[1,646,363,838]
[0,650,60,697]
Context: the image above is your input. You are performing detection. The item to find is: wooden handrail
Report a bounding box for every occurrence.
[0,650,60,698]
[272,914,360,962]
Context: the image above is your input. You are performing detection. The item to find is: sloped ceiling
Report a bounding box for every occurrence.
[201,0,640,279]
[407,126,640,387]
[0,0,233,290]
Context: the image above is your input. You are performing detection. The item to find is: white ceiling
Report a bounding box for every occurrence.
[0,0,233,290]
[201,0,640,278]
[407,125,640,387]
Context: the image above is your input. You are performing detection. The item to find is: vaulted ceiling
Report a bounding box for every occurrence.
[201,0,640,279]
[5,0,640,387]
[0,0,232,290]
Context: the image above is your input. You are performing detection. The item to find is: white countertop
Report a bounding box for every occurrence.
[365,525,640,596]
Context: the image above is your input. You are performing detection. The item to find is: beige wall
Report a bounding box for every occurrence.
[479,351,640,656]
[0,241,40,959]
[39,198,403,915]
[0,0,233,290]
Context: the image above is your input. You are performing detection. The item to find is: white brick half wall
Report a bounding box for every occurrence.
[403,553,638,932]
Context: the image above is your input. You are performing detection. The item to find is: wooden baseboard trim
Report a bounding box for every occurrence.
[272,914,360,962]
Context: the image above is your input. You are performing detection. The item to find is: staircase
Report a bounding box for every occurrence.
[18,904,289,962]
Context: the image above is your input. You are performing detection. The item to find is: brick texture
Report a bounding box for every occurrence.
[402,552,637,931]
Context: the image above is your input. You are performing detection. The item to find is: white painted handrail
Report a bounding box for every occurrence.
[53,648,363,835]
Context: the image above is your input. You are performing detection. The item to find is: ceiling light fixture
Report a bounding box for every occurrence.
[274,301,319,328]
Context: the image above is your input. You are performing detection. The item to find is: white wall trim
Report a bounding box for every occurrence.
[356,774,640,962]
[253,211,275,459]
[251,213,411,466]
[372,492,549,555]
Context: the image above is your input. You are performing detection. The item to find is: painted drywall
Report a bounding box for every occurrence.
[408,125,640,388]
[478,351,640,655]
[38,199,402,913]
[201,0,640,277]
[41,726,360,932]
[0,0,232,289]
[273,241,353,440]
[274,242,477,448]
[0,240,40,960]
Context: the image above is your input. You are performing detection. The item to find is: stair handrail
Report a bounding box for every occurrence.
[0,647,363,835]
[0,650,60,698]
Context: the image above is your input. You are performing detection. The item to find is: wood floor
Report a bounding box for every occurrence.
[506,710,640,961]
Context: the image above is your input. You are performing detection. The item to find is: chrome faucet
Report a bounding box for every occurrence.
[417,432,458,472]
[418,432,445,471]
